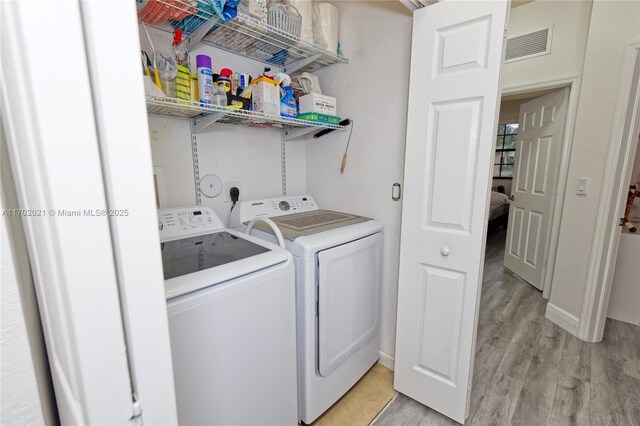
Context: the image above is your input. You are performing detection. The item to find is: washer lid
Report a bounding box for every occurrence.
[161,231,270,280]
[162,229,290,299]
[249,210,370,240]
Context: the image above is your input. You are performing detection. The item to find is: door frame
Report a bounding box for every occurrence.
[501,75,581,300]
[579,39,640,342]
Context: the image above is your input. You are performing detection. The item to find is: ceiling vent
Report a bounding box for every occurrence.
[505,27,552,63]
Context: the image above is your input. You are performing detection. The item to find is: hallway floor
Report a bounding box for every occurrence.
[373,228,640,426]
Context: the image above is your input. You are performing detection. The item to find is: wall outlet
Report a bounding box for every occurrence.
[223,181,242,202]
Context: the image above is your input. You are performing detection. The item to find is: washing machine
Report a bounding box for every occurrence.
[228,195,383,424]
[158,207,298,425]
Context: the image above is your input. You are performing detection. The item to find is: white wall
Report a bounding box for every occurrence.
[502,0,592,89]
[498,99,524,124]
[143,27,306,224]
[550,0,640,318]
[307,1,413,364]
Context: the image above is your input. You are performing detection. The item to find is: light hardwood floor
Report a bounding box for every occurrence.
[373,228,640,426]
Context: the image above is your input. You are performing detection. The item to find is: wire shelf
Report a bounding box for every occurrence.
[138,0,216,26]
[201,12,347,72]
[138,1,348,73]
[146,96,346,133]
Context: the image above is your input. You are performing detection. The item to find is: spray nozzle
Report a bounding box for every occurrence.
[276,72,292,87]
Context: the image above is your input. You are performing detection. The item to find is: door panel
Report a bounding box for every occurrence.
[504,88,570,289]
[416,266,465,384]
[394,1,509,423]
[509,207,525,258]
[317,233,382,377]
[428,99,482,232]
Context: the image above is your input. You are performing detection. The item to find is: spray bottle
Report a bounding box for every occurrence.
[196,55,214,105]
[276,72,297,118]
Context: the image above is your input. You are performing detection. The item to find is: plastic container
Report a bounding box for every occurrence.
[251,75,280,116]
[196,55,214,105]
[138,0,195,24]
[212,86,228,106]
[252,4,302,55]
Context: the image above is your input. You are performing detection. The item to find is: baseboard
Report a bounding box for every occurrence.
[378,351,395,371]
[545,303,580,337]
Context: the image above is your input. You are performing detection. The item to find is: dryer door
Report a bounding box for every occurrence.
[317,233,382,377]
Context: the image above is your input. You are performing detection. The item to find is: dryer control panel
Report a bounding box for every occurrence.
[228,195,319,228]
[158,207,225,241]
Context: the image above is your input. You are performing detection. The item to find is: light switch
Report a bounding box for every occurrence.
[577,178,589,195]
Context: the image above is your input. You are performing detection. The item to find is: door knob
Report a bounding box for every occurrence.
[440,247,451,257]
[509,195,515,201]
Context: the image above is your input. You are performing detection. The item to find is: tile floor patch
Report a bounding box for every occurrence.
[311,363,396,426]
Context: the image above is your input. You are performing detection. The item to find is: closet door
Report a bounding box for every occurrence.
[394,1,509,423]
[1,2,135,423]
[1,0,177,424]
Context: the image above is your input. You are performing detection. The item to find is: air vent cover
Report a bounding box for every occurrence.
[505,28,552,63]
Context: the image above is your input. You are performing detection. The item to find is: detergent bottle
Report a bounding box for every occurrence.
[276,72,297,118]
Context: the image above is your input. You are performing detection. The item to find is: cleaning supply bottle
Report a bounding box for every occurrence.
[217,68,233,94]
[212,82,228,107]
[251,73,280,115]
[191,73,199,103]
[276,72,297,118]
[173,30,190,103]
[196,54,214,106]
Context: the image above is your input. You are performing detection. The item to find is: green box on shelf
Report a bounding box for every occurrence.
[297,112,341,126]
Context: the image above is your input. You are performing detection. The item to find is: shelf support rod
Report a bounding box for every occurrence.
[283,54,321,74]
[189,120,202,205]
[280,134,287,196]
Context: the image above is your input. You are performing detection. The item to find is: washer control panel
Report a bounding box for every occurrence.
[158,207,225,241]
[228,195,319,228]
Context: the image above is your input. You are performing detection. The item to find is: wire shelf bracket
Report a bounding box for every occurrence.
[193,111,226,133]
[283,126,320,141]
[282,54,321,74]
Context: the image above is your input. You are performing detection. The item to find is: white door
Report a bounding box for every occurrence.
[394,1,509,423]
[503,88,569,290]
[1,1,177,424]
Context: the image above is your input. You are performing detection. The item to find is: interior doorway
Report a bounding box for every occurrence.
[488,86,572,296]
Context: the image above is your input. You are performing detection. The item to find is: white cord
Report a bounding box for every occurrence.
[246,217,286,248]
